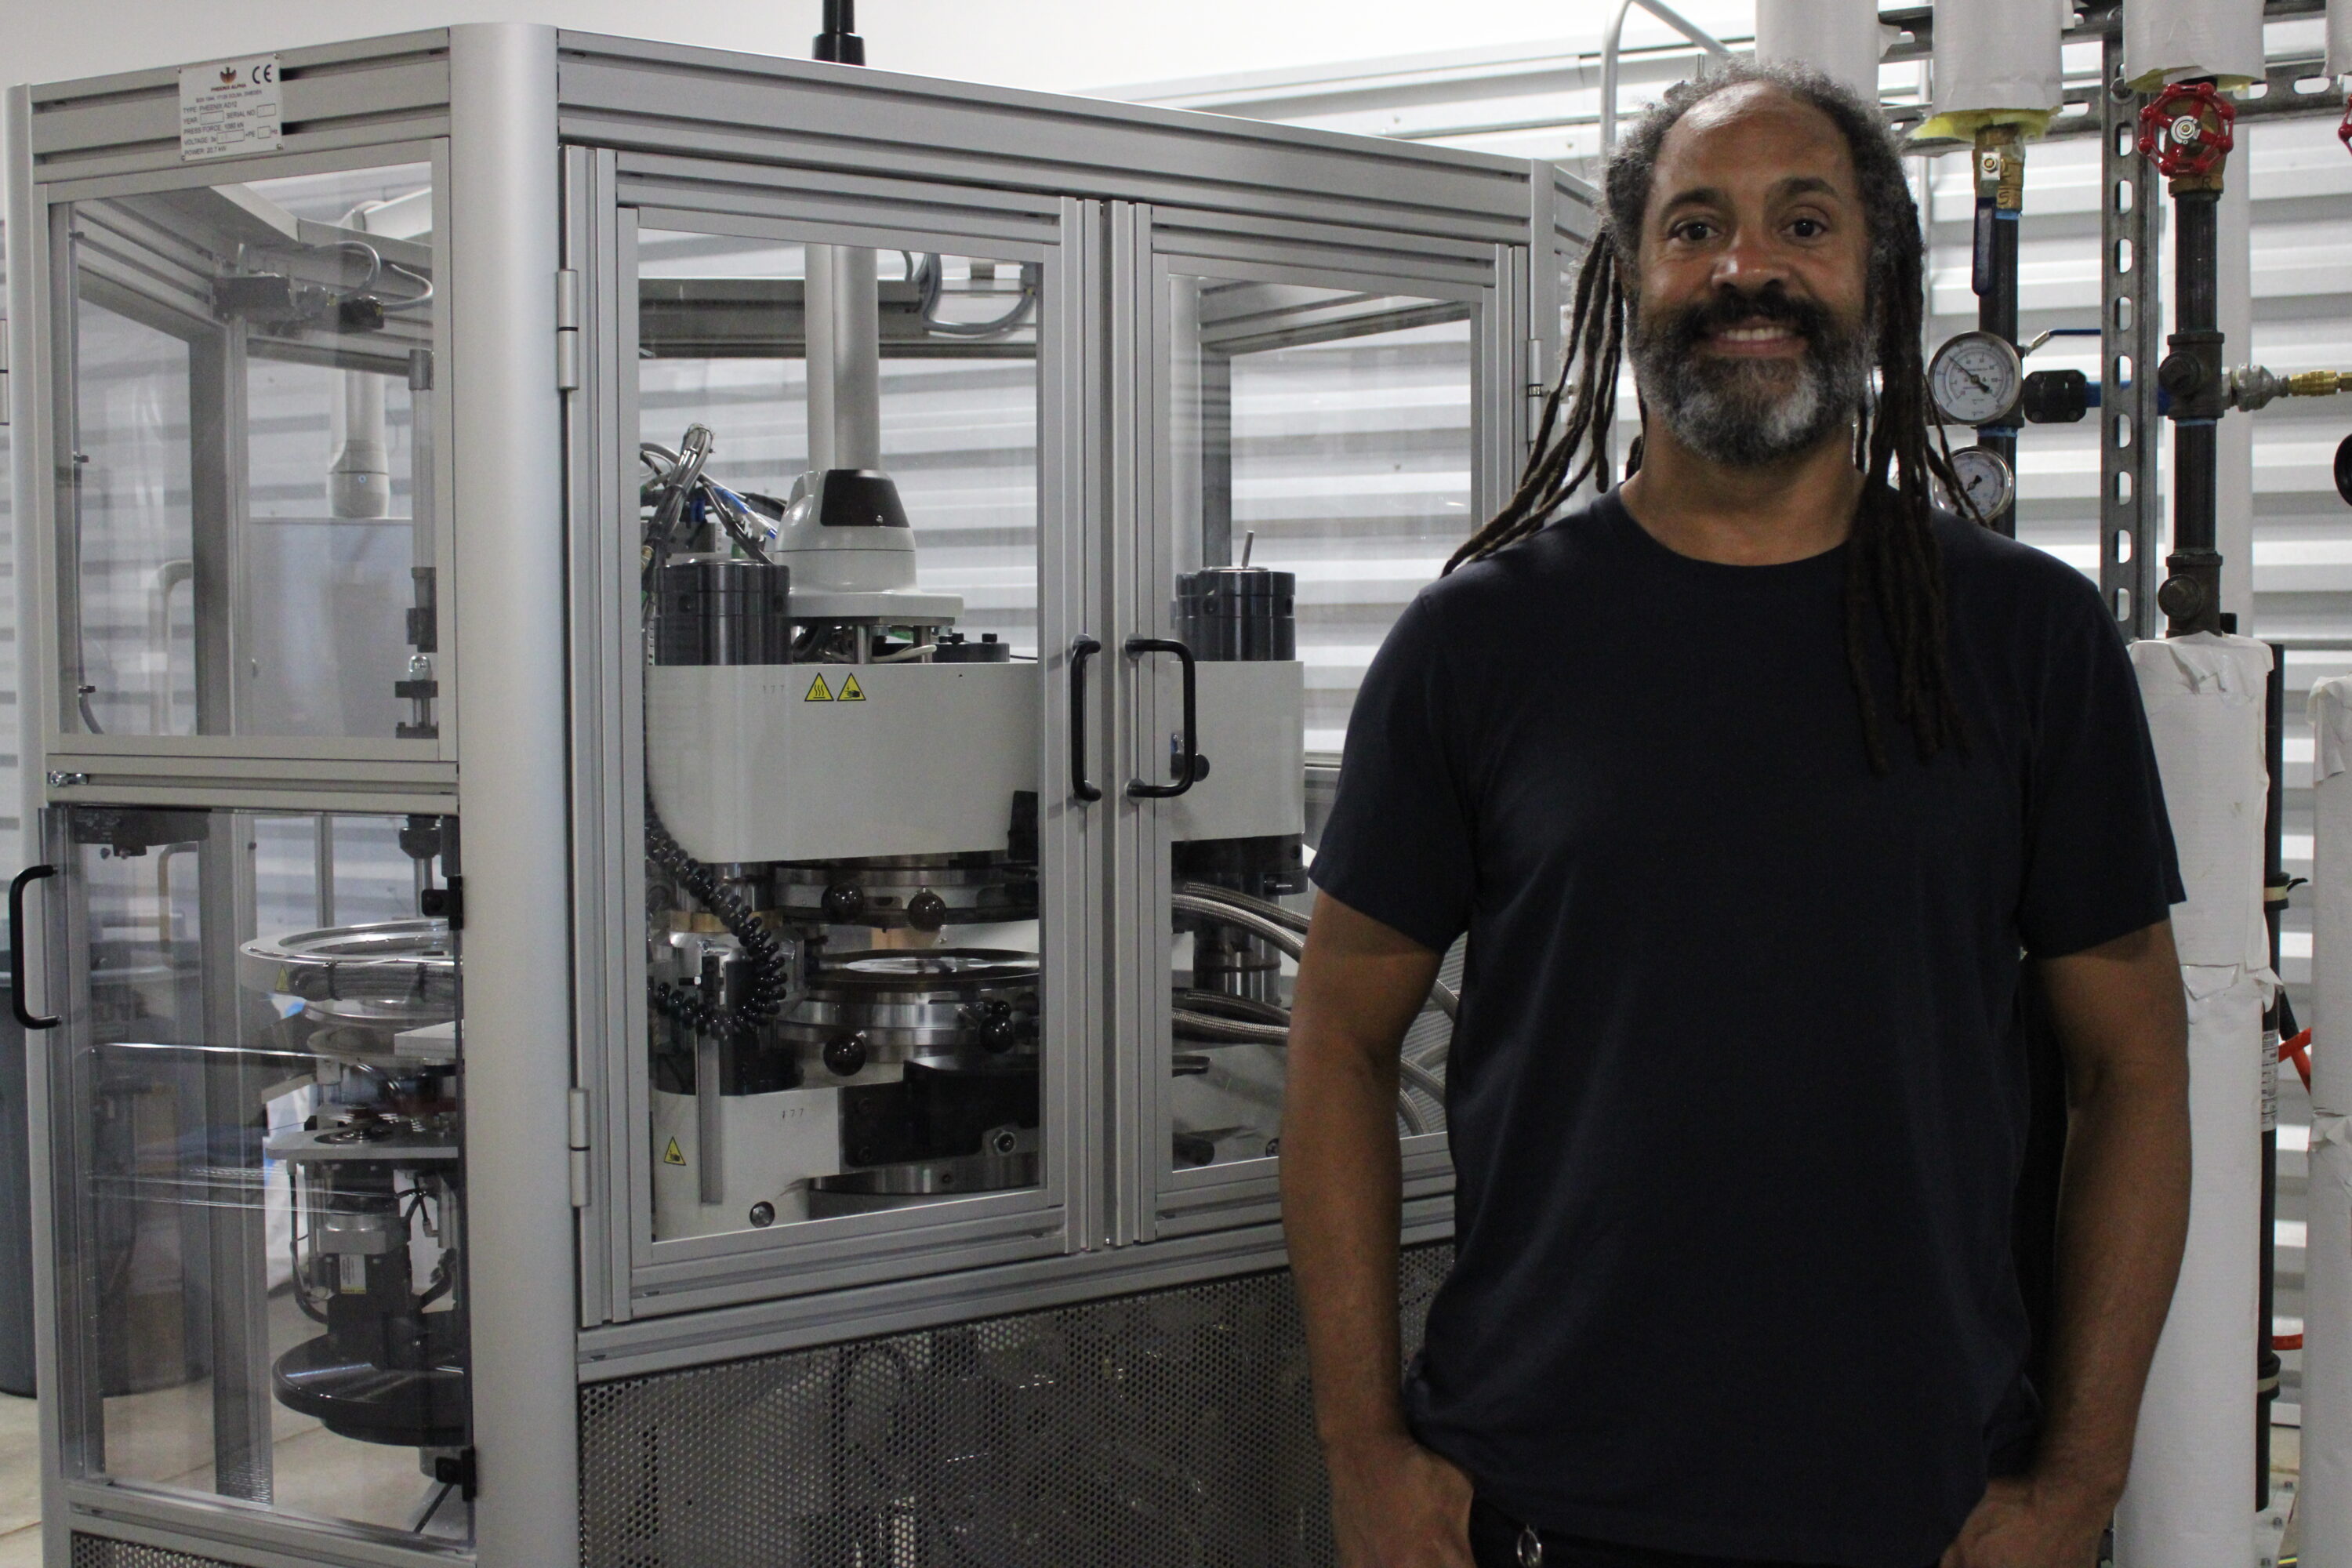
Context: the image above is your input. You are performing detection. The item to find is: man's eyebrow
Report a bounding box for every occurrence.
[1657,174,1847,213]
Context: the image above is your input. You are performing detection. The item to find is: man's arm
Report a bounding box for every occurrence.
[1945,918,2191,1568]
[1283,891,1474,1568]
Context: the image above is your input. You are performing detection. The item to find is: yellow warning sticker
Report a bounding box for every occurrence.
[839,673,866,702]
[663,1138,687,1167]
[804,673,834,702]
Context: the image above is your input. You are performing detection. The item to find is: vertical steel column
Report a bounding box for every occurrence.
[1973,127,2023,538]
[198,815,273,1502]
[2100,36,2161,638]
[448,24,577,1567]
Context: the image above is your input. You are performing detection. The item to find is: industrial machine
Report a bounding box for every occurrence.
[6,22,1548,1567]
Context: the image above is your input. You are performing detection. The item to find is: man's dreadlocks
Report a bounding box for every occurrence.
[1446,60,1970,773]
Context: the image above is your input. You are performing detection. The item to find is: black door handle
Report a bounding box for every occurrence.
[1124,637,1200,800]
[10,865,58,1031]
[1069,635,1102,804]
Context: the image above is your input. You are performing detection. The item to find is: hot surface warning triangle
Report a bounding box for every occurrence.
[663,1137,687,1167]
[839,673,866,702]
[804,673,834,702]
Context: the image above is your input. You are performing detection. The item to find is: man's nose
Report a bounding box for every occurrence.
[1709,224,1794,292]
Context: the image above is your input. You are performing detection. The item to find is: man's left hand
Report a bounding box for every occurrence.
[1940,1475,2110,1568]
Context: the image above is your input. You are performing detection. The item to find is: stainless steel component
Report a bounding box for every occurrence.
[771,855,1038,931]
[237,919,458,1042]
[779,949,1039,1068]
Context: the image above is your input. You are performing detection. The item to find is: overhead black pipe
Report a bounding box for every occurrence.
[814,0,866,64]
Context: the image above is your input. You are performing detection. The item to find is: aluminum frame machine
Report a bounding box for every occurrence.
[5,25,1589,1568]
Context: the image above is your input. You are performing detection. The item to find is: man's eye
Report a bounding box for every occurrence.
[1790,217,1828,238]
[1671,220,1715,242]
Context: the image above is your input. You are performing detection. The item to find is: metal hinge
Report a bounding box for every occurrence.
[1526,335,1546,446]
[0,325,10,426]
[419,874,464,930]
[555,268,582,391]
[568,1087,592,1208]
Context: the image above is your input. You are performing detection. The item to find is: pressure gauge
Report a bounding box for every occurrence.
[1929,331,2025,428]
[1947,445,2016,520]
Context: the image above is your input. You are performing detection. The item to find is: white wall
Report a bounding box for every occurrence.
[0,0,1753,96]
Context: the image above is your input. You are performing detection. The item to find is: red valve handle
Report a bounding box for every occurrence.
[2137,80,2237,180]
[2339,99,2352,156]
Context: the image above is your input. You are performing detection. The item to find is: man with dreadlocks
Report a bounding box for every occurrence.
[1281,60,2190,1568]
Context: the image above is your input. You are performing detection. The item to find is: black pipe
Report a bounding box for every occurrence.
[2158,187,2225,634]
[1976,201,2021,538]
[1970,132,2024,539]
[2258,644,2287,1497]
[813,0,866,64]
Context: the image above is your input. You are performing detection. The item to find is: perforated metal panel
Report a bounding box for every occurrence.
[583,1245,1454,1567]
[70,1535,241,1568]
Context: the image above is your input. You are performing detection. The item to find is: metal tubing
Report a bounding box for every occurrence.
[448,24,577,1567]
[2161,187,2224,635]
[1599,0,1736,168]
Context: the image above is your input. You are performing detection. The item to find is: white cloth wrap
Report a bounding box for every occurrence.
[1929,0,2063,118]
[1755,0,1886,103]
[2303,677,2352,1567]
[2123,0,2264,87]
[2113,635,2273,1568]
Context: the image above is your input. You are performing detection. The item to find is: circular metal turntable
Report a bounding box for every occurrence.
[781,947,1039,1072]
[238,919,458,1033]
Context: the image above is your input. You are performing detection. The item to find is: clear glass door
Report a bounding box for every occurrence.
[1155,269,1476,1185]
[56,159,443,745]
[47,806,469,1540]
[633,225,1054,1244]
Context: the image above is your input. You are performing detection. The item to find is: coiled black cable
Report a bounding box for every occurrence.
[645,806,791,1040]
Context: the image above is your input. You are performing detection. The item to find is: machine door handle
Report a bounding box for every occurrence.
[9,866,58,1031]
[1124,637,1200,800]
[1069,636,1103,804]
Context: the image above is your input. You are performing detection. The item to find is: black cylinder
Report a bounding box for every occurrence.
[654,560,792,666]
[1176,567,1296,662]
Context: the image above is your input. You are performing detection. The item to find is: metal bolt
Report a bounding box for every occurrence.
[46,771,88,788]
[747,1201,775,1228]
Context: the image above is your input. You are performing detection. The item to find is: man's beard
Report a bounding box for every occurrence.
[1628,286,1873,468]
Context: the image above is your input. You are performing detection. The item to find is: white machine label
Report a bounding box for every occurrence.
[180,56,283,161]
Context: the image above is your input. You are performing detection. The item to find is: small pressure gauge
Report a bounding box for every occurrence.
[1947,445,2016,520]
[1929,331,2025,428]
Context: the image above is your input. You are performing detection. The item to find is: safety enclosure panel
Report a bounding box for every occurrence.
[33,804,473,1548]
[568,154,1098,1320]
[37,146,458,789]
[1119,207,1509,1240]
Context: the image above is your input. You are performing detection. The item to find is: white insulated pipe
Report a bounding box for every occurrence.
[2124,0,2263,89]
[1754,0,1882,103]
[2333,0,2352,78]
[2304,677,2352,1568]
[1925,0,2063,128]
[2113,633,2274,1568]
[805,244,882,473]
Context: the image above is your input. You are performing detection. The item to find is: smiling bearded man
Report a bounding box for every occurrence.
[1278,60,2193,1568]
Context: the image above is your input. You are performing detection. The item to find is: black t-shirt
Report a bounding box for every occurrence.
[1310,492,2183,1568]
